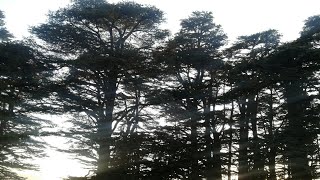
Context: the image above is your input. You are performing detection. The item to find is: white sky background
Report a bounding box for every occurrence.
[1,0,320,41]
[1,0,320,179]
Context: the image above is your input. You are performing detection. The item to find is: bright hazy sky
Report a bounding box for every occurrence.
[1,0,320,179]
[1,0,320,42]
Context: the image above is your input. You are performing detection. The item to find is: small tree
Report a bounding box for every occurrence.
[0,10,12,41]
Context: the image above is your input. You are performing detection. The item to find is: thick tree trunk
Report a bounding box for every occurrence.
[205,111,222,180]
[238,99,249,180]
[211,131,222,180]
[96,79,117,177]
[268,145,277,180]
[228,101,234,180]
[190,122,199,179]
[0,105,7,136]
[0,119,6,136]
[204,81,222,180]
[284,82,312,180]
[0,102,13,137]
[204,98,214,180]
[248,95,264,179]
[96,120,113,174]
[268,88,277,180]
[187,98,200,180]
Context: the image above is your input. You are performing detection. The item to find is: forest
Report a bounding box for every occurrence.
[1,0,320,179]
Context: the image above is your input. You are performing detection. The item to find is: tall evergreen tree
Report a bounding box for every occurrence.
[32,0,166,177]
[154,11,227,179]
[226,29,281,180]
[262,18,320,178]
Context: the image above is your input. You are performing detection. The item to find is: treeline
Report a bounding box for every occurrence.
[1,0,320,179]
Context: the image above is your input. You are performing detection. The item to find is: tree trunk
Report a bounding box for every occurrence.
[284,82,312,180]
[96,120,113,174]
[228,101,234,180]
[187,98,200,179]
[238,99,249,180]
[212,131,222,180]
[268,145,277,180]
[204,98,214,180]
[268,88,277,180]
[248,95,264,179]
[96,79,117,177]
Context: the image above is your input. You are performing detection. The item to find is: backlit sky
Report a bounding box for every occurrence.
[1,0,320,179]
[1,0,320,42]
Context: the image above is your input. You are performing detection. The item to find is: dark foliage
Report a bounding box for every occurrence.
[2,2,320,180]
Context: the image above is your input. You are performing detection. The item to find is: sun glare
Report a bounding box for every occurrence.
[21,137,89,180]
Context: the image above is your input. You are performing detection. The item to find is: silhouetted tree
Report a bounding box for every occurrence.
[25,3,320,179]
[0,10,12,41]
[154,11,227,179]
[0,10,53,179]
[0,41,51,179]
[32,0,166,177]
[262,18,320,178]
[226,29,281,180]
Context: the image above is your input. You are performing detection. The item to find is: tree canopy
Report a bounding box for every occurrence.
[2,2,320,180]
